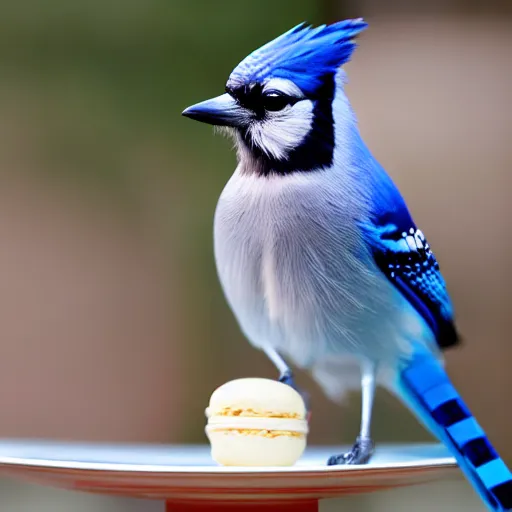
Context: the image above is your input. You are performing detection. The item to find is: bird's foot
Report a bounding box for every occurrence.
[278,370,311,417]
[327,436,374,466]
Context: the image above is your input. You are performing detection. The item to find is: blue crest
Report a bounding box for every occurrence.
[229,19,368,95]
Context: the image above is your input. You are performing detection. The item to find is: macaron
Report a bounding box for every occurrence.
[205,378,308,466]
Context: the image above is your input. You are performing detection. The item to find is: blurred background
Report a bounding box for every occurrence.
[0,0,510,510]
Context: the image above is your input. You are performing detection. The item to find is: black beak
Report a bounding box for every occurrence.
[182,93,245,127]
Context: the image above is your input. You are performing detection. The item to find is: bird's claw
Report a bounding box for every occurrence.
[327,436,374,466]
[278,371,311,416]
[278,370,295,388]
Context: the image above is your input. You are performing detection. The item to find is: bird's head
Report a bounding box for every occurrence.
[182,19,368,176]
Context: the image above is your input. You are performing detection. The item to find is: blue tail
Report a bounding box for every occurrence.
[397,353,512,511]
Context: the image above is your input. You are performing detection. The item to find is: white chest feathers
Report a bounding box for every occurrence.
[214,170,383,363]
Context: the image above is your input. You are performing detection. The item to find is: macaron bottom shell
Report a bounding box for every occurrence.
[208,429,306,466]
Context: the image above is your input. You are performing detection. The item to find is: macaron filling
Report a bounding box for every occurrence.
[211,407,302,419]
[206,410,309,438]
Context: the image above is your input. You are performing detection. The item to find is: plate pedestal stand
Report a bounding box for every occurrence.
[165,501,317,512]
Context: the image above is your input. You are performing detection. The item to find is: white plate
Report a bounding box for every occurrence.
[0,440,459,503]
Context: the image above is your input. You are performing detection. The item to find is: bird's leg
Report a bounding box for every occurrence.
[328,362,376,465]
[263,347,311,414]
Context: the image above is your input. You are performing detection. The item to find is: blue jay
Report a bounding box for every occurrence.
[183,19,512,510]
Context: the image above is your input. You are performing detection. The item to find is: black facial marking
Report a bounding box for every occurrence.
[226,83,300,118]
[227,83,266,119]
[227,74,335,177]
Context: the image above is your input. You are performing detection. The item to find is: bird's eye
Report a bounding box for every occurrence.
[262,91,291,112]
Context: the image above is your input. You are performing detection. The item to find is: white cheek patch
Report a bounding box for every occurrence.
[249,100,314,161]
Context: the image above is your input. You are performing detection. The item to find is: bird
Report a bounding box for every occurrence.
[182,19,512,511]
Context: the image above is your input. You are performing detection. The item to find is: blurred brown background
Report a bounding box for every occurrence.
[0,0,510,510]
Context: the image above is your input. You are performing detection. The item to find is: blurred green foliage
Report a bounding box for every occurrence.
[0,0,322,194]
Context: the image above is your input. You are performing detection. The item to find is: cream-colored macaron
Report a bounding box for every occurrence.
[205,378,308,466]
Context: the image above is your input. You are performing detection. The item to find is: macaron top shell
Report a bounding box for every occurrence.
[206,378,307,419]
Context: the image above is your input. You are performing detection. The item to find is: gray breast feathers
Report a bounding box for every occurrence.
[213,169,431,369]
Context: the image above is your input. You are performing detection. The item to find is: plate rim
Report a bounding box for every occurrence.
[0,445,457,475]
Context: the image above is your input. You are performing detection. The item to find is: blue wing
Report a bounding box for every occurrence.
[361,206,460,349]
